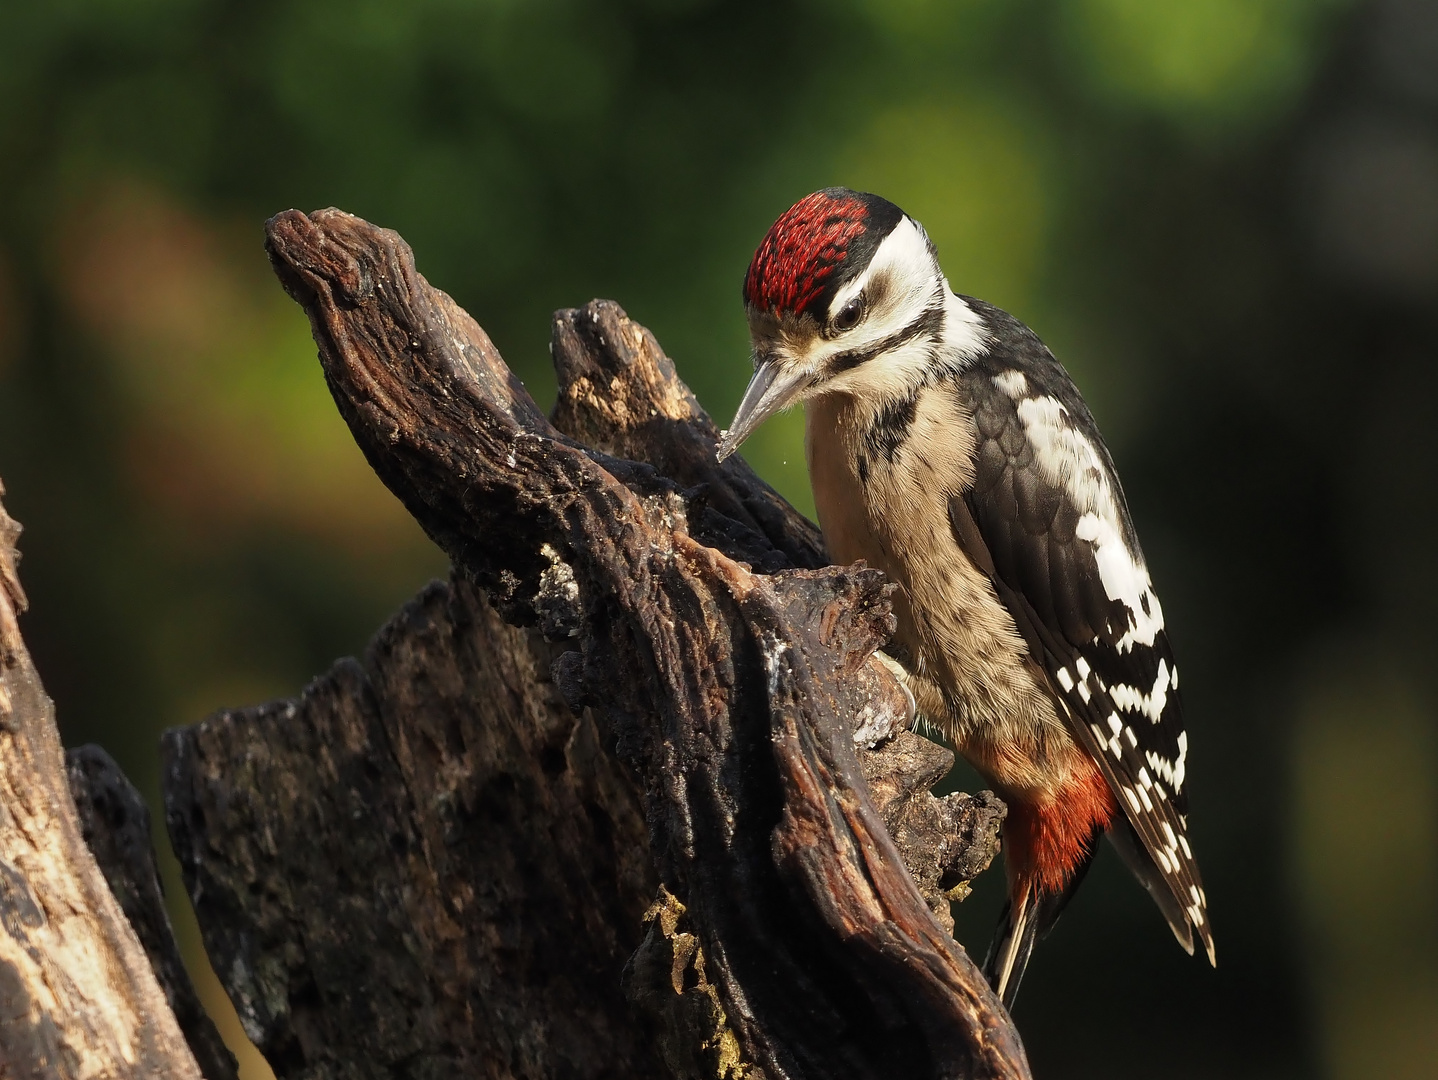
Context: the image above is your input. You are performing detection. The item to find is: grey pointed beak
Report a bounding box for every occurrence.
[716,360,811,462]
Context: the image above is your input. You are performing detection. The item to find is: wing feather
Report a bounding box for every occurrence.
[950,298,1214,962]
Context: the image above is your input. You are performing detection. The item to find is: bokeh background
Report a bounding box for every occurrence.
[2,0,1436,1077]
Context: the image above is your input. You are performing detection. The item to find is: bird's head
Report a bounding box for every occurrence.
[717,187,958,461]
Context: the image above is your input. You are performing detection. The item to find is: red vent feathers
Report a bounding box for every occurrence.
[744,191,871,315]
[1003,763,1116,896]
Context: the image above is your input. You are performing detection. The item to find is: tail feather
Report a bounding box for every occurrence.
[1107,816,1202,959]
[984,842,1100,1009]
[983,892,1038,1008]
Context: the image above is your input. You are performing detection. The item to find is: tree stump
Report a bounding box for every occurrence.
[0,208,1028,1080]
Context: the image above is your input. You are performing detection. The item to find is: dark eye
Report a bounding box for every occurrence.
[833,296,864,332]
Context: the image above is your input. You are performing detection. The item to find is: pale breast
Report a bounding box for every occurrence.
[805,387,1081,799]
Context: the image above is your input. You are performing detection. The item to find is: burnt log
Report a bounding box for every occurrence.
[157,209,1025,1079]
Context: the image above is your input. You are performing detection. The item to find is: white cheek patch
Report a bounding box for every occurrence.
[1015,394,1165,653]
[823,290,985,405]
[815,219,986,403]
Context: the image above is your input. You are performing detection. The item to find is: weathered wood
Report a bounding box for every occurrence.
[548,299,1006,932]
[859,736,1006,923]
[548,301,826,575]
[65,745,240,1080]
[0,483,203,1079]
[163,578,663,1079]
[158,208,1026,1078]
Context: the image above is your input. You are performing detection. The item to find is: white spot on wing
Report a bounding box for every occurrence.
[992,370,1028,396]
[1146,751,1179,790]
[1109,659,1172,722]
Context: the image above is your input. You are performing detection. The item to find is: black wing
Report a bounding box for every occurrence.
[952,299,1213,963]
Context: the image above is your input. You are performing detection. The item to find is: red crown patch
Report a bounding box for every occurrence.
[744,191,872,316]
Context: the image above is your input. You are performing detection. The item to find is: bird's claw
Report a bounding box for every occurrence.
[873,650,919,727]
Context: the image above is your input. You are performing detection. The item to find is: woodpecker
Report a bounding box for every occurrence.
[717,188,1214,1007]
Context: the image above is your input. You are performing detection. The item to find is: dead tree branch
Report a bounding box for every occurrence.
[65,745,239,1080]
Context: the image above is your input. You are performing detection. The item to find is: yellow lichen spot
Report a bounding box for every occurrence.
[638,886,759,1079]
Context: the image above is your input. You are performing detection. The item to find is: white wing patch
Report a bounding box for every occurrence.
[1076,511,1165,652]
[1016,394,1164,653]
[992,369,1028,396]
[1108,658,1172,723]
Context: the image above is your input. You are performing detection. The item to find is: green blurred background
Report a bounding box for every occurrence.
[2,0,1436,1076]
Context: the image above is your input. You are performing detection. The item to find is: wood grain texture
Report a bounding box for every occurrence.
[164,579,661,1079]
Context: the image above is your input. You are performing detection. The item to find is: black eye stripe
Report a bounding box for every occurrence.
[826,302,946,374]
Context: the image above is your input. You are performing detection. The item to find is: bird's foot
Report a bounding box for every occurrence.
[873,650,918,723]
